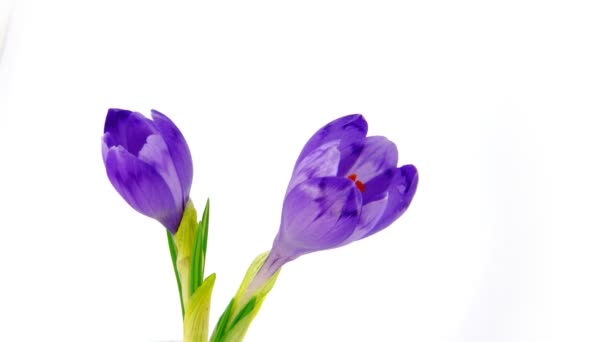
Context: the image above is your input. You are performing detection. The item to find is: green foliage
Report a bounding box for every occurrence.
[210,252,281,342]
[166,229,184,318]
[190,199,210,297]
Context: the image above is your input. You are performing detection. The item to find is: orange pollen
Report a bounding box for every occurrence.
[347,174,365,192]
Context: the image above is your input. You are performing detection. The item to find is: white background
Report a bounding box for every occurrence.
[1,0,607,341]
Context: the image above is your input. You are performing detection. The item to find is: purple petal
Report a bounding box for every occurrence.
[104,109,157,155]
[336,141,365,179]
[360,166,395,204]
[286,142,341,194]
[342,194,388,244]
[104,146,182,233]
[151,110,193,201]
[295,114,368,169]
[344,136,398,182]
[275,177,362,258]
[137,134,183,212]
[364,164,418,238]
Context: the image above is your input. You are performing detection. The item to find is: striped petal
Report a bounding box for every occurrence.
[151,109,193,204]
[365,164,418,238]
[294,114,367,170]
[277,176,362,257]
[104,146,182,232]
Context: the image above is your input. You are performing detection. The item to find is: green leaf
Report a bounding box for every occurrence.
[228,296,257,331]
[166,229,185,318]
[189,199,210,297]
[201,199,210,267]
[183,273,216,342]
[189,223,203,297]
[210,298,235,342]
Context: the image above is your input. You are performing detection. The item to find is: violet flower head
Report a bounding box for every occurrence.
[102,109,193,234]
[261,114,418,276]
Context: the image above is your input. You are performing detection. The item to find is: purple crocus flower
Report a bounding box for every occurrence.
[102,108,193,234]
[254,114,418,283]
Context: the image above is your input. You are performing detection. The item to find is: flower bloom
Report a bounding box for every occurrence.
[102,108,193,234]
[255,114,418,280]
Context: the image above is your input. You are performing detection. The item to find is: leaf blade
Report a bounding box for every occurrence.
[189,199,210,297]
[210,298,235,342]
[166,229,185,318]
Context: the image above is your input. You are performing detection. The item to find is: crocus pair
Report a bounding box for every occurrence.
[102,109,417,260]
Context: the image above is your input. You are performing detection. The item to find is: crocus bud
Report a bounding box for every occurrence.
[259,114,419,281]
[102,108,193,234]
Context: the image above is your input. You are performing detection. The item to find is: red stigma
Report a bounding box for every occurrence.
[347,174,365,192]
